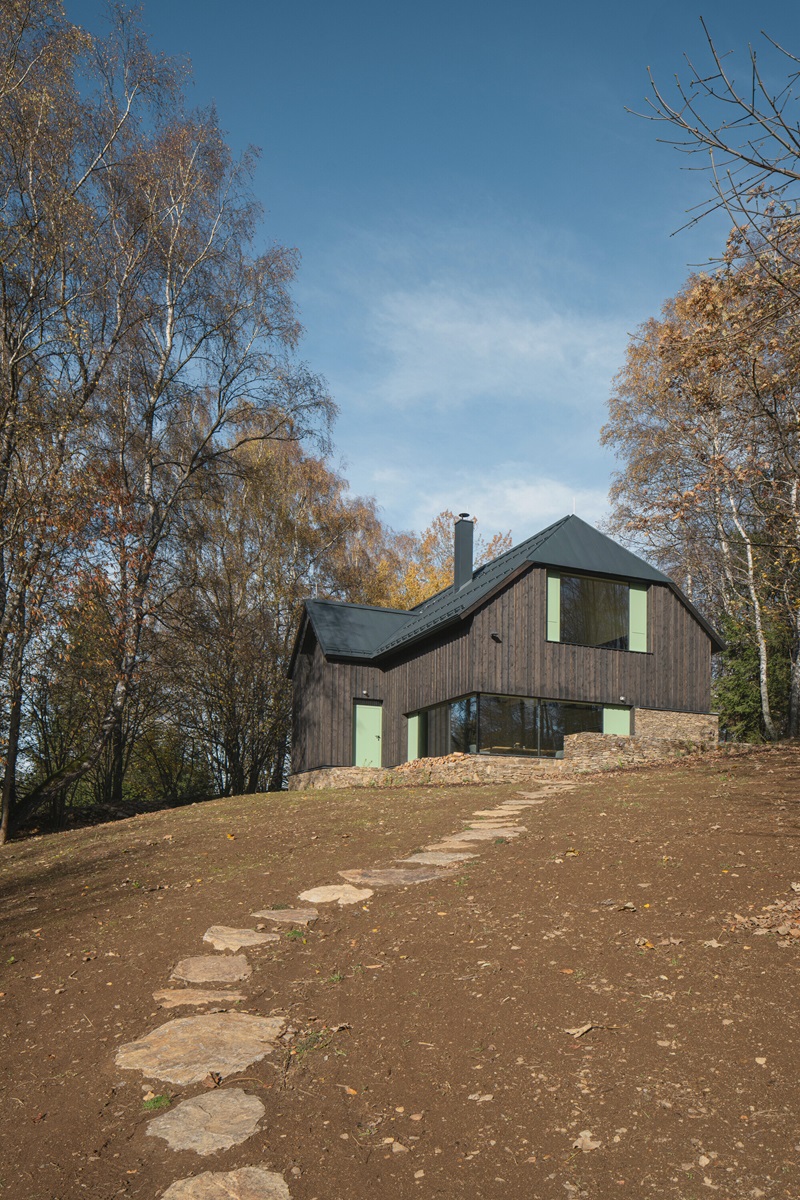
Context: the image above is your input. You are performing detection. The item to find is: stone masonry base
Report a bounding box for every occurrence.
[288,709,720,790]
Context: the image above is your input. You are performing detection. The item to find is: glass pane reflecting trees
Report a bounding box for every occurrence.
[560,574,629,650]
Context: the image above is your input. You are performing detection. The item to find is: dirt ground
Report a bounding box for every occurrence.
[2,746,800,1200]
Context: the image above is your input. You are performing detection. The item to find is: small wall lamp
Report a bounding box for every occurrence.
[491,631,502,643]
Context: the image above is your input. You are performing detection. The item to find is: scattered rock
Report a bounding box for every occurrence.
[203,927,279,952]
[251,908,319,926]
[154,989,247,1009]
[115,1013,286,1085]
[172,956,251,984]
[297,884,373,906]
[338,866,453,887]
[161,1165,291,1199]
[147,1089,265,1155]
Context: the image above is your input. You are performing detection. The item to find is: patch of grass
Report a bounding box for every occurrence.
[285,929,306,941]
[271,902,290,910]
[142,1095,170,1112]
[293,1028,332,1058]
[327,970,344,983]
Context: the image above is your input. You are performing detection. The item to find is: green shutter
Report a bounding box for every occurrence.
[629,584,648,652]
[603,705,631,736]
[407,714,420,762]
[547,572,561,642]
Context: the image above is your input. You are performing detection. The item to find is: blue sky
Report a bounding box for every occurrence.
[66,0,800,541]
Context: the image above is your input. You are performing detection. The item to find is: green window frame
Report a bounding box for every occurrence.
[547,571,649,653]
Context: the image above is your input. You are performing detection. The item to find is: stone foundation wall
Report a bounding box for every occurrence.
[633,708,719,744]
[562,731,711,773]
[288,715,721,791]
[288,753,564,791]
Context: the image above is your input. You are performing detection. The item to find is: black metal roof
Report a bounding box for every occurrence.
[291,515,724,669]
[301,598,411,660]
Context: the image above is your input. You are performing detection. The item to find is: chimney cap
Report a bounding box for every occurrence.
[457,512,470,520]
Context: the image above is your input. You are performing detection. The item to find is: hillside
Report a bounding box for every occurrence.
[2,747,799,1199]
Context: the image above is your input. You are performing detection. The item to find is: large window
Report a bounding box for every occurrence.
[408,693,614,760]
[548,572,648,653]
[539,700,602,756]
[480,695,538,755]
[450,696,477,754]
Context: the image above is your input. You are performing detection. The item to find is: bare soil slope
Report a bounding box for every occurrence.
[2,747,800,1199]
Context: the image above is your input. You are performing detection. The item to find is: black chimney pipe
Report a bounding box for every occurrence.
[454,513,474,591]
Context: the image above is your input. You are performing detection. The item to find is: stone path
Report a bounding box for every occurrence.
[111,778,576,1197]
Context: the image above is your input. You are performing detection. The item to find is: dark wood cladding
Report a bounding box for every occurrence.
[291,566,714,773]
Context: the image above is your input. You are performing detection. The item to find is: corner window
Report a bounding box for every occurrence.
[547,572,648,652]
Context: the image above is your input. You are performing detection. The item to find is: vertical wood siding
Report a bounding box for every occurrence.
[291,567,714,773]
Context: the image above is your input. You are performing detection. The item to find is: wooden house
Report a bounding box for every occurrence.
[288,514,723,779]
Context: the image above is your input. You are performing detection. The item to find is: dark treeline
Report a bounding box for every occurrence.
[0,2,406,838]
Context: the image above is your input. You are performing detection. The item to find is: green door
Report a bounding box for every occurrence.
[354,702,382,767]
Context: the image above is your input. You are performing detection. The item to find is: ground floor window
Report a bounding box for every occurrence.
[409,692,617,759]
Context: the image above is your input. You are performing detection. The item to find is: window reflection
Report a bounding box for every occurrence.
[412,693,606,760]
[560,573,629,650]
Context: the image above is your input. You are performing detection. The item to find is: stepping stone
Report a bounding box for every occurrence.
[298,884,373,906]
[161,1165,291,1199]
[444,827,522,842]
[154,989,247,1009]
[116,1012,286,1085]
[467,821,526,830]
[425,840,486,852]
[338,865,452,888]
[203,926,280,952]
[472,808,525,817]
[251,907,319,926]
[397,851,477,865]
[147,1088,265,1155]
[172,956,251,984]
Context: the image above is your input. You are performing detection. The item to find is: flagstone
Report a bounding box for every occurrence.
[443,827,522,842]
[251,908,319,926]
[297,884,373,906]
[472,808,525,817]
[116,1012,285,1085]
[154,988,247,1009]
[467,821,526,830]
[338,865,452,887]
[161,1165,291,1199]
[397,851,477,865]
[172,955,251,984]
[203,926,280,952]
[147,1088,265,1155]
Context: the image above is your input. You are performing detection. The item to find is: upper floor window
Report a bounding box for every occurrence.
[547,571,648,652]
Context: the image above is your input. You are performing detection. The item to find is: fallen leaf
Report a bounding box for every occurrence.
[572,1129,601,1152]
[345,1087,357,1095]
[564,1023,593,1038]
[703,939,723,949]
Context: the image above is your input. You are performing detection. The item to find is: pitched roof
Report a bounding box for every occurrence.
[301,598,411,660]
[292,515,724,668]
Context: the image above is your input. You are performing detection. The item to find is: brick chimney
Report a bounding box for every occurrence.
[454,513,474,591]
